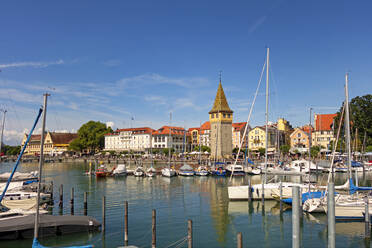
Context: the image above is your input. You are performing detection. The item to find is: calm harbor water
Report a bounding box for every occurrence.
[1,162,371,248]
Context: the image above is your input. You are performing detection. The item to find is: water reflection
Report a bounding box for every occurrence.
[0,162,371,247]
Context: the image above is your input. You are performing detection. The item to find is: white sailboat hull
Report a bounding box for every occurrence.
[161,168,176,177]
[228,182,308,200]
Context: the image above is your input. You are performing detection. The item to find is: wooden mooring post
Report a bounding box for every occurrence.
[328,183,335,248]
[50,181,54,204]
[59,184,63,209]
[84,192,88,216]
[365,196,370,239]
[279,181,283,214]
[102,196,106,233]
[292,186,300,248]
[248,178,252,202]
[124,201,128,244]
[188,219,193,248]
[152,209,156,248]
[237,232,242,248]
[70,187,74,215]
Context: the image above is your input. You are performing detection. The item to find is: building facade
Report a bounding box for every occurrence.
[313,113,337,149]
[232,122,248,148]
[104,127,154,152]
[290,128,311,149]
[248,126,277,152]
[21,132,78,155]
[209,81,233,159]
[152,126,186,153]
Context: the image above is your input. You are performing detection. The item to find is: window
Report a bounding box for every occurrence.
[297,133,301,138]
[211,114,214,118]
[223,113,226,118]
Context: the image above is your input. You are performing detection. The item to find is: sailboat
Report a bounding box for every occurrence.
[161,113,176,177]
[228,48,312,200]
[146,129,156,177]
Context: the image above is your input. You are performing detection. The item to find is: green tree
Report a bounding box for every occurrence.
[310,145,322,158]
[258,148,265,156]
[69,121,112,152]
[232,147,240,154]
[280,144,290,155]
[201,146,211,153]
[366,145,372,152]
[335,94,372,148]
[1,145,21,155]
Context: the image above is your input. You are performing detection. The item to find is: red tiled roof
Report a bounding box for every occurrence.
[301,125,313,135]
[232,122,247,131]
[49,133,78,144]
[152,126,186,136]
[188,127,200,132]
[200,121,210,130]
[315,114,337,131]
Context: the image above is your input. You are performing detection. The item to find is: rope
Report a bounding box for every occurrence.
[165,236,188,248]
[229,58,267,182]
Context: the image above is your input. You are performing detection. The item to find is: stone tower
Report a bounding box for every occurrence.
[209,80,233,160]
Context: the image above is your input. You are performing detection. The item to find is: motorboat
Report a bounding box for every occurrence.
[133,166,145,177]
[178,163,194,176]
[146,167,157,177]
[226,164,245,176]
[161,167,176,177]
[285,159,321,173]
[95,165,111,177]
[112,164,127,176]
[195,166,209,176]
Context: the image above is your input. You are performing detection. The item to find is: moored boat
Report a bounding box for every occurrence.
[195,166,209,176]
[112,164,127,176]
[95,165,111,177]
[133,166,145,177]
[178,163,194,176]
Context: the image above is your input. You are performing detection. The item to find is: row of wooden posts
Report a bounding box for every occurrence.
[56,184,199,247]
[55,182,370,247]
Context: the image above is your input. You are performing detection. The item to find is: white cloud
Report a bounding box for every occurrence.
[0,59,64,69]
[117,73,209,89]
[3,129,25,145]
[106,121,114,128]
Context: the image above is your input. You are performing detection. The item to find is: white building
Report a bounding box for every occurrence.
[104,127,154,152]
[152,126,186,153]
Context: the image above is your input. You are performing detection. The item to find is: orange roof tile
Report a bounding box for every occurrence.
[315,114,337,131]
[200,121,210,130]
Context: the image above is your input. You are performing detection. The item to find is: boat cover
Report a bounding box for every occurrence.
[180,164,193,171]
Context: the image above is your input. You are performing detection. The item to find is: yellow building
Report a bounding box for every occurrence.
[22,132,78,155]
[277,118,292,132]
[248,126,276,152]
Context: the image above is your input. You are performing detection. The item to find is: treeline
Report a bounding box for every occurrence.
[0,144,21,155]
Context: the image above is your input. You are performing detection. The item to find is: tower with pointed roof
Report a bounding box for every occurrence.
[209,79,233,159]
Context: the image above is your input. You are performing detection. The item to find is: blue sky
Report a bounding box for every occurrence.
[0,0,371,145]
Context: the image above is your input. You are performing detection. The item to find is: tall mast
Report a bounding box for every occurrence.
[199,121,201,164]
[308,107,312,188]
[168,112,172,167]
[264,47,269,184]
[344,73,352,181]
[0,110,7,155]
[34,93,49,239]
